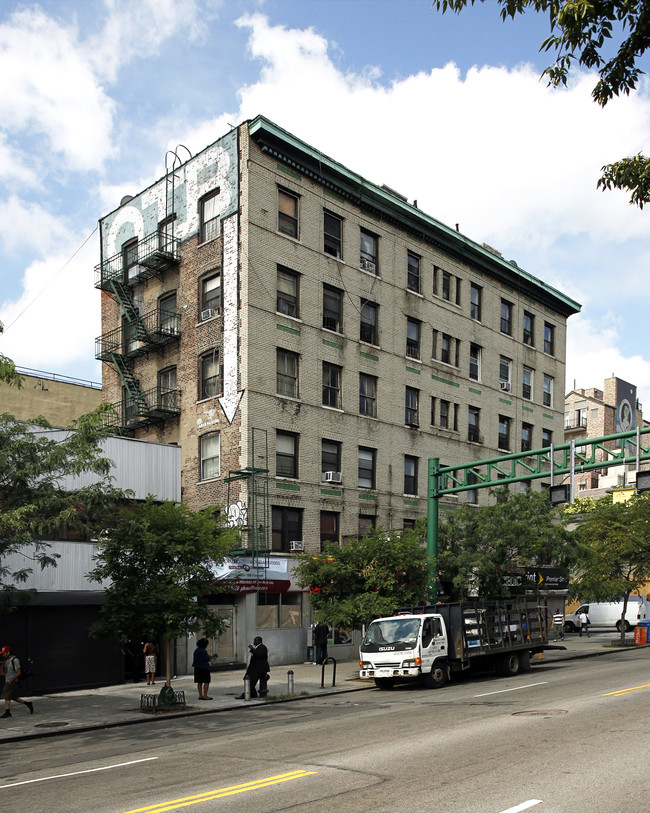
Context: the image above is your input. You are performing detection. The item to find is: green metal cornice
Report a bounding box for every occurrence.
[248,115,581,319]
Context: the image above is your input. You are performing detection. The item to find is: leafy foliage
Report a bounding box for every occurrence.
[0,407,122,611]
[88,498,237,685]
[0,322,22,387]
[438,489,574,599]
[433,0,650,206]
[293,526,429,629]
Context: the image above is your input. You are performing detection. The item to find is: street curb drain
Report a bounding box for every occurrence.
[513,709,568,716]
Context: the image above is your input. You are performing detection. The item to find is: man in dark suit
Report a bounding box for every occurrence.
[237,636,270,698]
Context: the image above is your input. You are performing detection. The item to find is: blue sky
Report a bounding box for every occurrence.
[1,0,649,408]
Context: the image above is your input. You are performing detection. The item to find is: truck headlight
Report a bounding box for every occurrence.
[401,657,421,668]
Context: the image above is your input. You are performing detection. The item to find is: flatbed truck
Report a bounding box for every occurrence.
[359,595,555,689]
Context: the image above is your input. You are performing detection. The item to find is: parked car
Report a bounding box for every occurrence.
[564,598,647,633]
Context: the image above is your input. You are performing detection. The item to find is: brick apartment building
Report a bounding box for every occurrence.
[95,116,580,662]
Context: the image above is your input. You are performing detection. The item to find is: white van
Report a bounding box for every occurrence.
[564,597,647,632]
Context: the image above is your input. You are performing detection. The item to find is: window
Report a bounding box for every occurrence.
[499,357,512,391]
[200,189,220,243]
[455,277,462,306]
[500,299,513,335]
[122,238,138,279]
[358,514,376,537]
[468,406,480,443]
[200,350,220,399]
[432,266,439,296]
[278,188,299,238]
[542,428,553,448]
[430,397,436,425]
[543,375,554,408]
[323,285,343,332]
[404,456,418,495]
[201,273,221,316]
[467,471,478,504]
[159,292,178,335]
[321,439,342,479]
[277,267,299,317]
[272,506,302,553]
[405,387,419,426]
[158,216,175,252]
[324,211,342,258]
[470,283,482,321]
[406,318,421,359]
[320,512,340,550]
[360,299,378,345]
[521,422,533,453]
[522,366,534,400]
[358,447,376,489]
[441,334,451,365]
[360,229,378,273]
[277,349,299,398]
[200,433,220,480]
[258,592,303,629]
[498,415,511,451]
[544,322,555,355]
[442,271,451,301]
[276,431,298,478]
[469,343,481,381]
[158,367,177,410]
[359,373,377,417]
[523,311,535,346]
[431,329,438,359]
[407,251,421,293]
[322,362,342,409]
[440,399,450,429]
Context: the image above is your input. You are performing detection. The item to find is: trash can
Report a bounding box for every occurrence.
[634,620,650,644]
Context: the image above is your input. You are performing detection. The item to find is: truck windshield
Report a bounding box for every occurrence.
[362,618,420,649]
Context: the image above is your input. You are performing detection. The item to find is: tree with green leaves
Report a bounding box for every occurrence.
[571,492,650,643]
[293,526,429,630]
[433,0,650,207]
[0,321,21,387]
[0,407,122,612]
[88,498,238,694]
[438,489,575,599]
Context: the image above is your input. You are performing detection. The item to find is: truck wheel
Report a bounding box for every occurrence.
[564,622,575,633]
[422,662,447,689]
[498,653,520,677]
[374,678,396,690]
[616,620,631,632]
[519,651,531,671]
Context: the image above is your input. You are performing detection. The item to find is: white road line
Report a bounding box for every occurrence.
[500,800,542,812]
[0,757,158,789]
[474,681,547,697]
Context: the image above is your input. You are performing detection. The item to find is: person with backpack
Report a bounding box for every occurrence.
[0,646,33,718]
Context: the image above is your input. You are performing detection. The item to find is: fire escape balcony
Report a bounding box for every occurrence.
[95,232,180,291]
[102,386,182,430]
[95,308,181,361]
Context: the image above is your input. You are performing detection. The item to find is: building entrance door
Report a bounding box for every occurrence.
[211,607,236,660]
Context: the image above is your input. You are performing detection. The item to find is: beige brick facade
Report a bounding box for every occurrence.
[97,116,580,556]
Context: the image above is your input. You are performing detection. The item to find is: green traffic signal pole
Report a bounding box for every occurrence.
[427,425,650,601]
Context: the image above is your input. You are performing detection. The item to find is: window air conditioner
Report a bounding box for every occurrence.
[499,382,511,392]
[201,308,216,321]
[360,258,376,273]
[324,471,342,483]
[289,540,305,552]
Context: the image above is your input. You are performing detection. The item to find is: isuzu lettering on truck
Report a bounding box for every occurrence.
[359,596,554,689]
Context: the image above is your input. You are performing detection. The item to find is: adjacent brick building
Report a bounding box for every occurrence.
[95,116,580,662]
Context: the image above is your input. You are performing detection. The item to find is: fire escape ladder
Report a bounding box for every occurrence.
[109,279,147,340]
[110,353,148,414]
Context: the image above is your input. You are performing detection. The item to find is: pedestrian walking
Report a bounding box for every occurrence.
[579,610,590,637]
[143,640,159,685]
[236,636,270,699]
[0,646,33,718]
[552,609,565,641]
[192,638,214,701]
[313,621,330,665]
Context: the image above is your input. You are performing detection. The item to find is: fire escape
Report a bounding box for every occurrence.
[95,149,189,430]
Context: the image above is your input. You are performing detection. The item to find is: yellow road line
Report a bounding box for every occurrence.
[605,682,650,696]
[122,770,317,813]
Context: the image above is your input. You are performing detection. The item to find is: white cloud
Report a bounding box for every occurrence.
[0,7,115,171]
[0,196,73,255]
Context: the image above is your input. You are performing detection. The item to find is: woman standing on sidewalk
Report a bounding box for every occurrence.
[192,638,214,701]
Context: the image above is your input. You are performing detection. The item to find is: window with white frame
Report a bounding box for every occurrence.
[358,447,376,489]
[543,375,554,408]
[277,349,299,398]
[470,283,482,320]
[322,362,342,409]
[522,366,534,400]
[324,211,343,258]
[360,299,378,345]
[200,189,220,243]
[405,387,419,427]
[276,431,299,478]
[360,229,378,273]
[278,188,299,238]
[200,432,220,480]
[544,322,555,355]
[500,299,513,335]
[499,356,512,391]
[201,273,221,317]
[468,406,480,443]
[200,350,220,399]
[323,285,343,332]
[523,311,535,346]
[404,455,418,495]
[521,422,533,453]
[406,318,421,359]
[359,373,377,417]
[321,439,341,479]
[498,415,511,451]
[469,343,481,381]
[277,266,299,317]
[407,251,421,293]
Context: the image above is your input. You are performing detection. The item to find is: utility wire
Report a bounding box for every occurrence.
[2,225,99,333]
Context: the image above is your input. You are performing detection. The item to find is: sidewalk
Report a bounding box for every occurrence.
[0,634,645,743]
